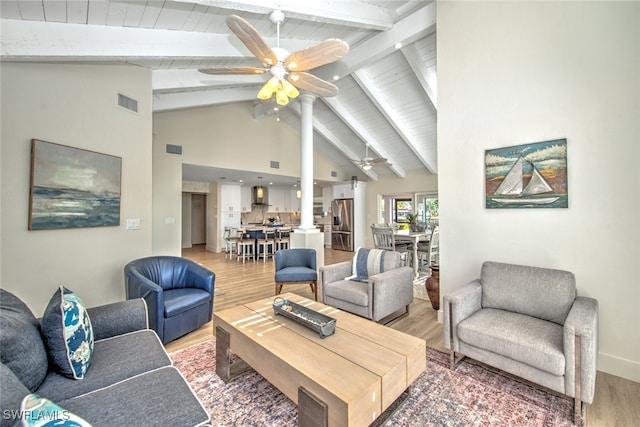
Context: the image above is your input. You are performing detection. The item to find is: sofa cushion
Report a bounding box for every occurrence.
[163,289,212,318]
[20,394,91,427]
[1,363,31,427]
[0,289,48,392]
[36,330,171,402]
[458,308,565,376]
[58,367,210,427]
[324,280,369,307]
[481,261,576,325]
[41,287,94,379]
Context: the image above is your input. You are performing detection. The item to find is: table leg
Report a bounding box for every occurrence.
[298,386,328,427]
[215,326,252,383]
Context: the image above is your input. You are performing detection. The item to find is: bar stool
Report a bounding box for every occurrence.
[256,229,276,262]
[224,227,240,260]
[275,227,290,252]
[237,232,255,263]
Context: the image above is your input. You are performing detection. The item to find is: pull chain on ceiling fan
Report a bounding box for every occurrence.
[199,10,349,106]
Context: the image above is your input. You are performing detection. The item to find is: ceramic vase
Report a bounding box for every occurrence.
[425,264,440,310]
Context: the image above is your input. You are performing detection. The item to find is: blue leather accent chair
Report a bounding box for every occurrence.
[274,248,318,301]
[124,256,215,344]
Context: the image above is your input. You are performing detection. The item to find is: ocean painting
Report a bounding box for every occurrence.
[29,140,122,229]
[485,139,568,209]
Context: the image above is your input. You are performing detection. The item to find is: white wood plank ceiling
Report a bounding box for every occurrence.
[1,0,437,186]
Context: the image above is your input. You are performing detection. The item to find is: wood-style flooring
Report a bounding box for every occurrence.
[168,245,639,427]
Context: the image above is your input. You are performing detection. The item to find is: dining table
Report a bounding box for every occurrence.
[393,229,431,281]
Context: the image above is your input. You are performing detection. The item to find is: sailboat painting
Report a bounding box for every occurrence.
[485,139,568,209]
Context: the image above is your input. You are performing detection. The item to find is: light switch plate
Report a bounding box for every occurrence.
[126,218,141,230]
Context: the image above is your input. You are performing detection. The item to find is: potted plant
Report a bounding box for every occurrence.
[406,213,420,231]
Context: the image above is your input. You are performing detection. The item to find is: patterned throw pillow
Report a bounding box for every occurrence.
[41,287,94,379]
[20,393,92,427]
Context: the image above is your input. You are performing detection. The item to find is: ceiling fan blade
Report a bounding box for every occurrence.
[371,158,389,164]
[226,14,278,66]
[198,67,267,75]
[288,72,338,97]
[285,39,349,72]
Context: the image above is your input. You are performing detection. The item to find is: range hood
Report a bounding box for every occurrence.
[252,186,269,205]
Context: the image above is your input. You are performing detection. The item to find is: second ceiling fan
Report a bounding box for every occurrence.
[352,144,391,171]
[198,10,349,106]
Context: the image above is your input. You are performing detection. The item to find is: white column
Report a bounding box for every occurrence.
[292,93,324,274]
[298,93,316,230]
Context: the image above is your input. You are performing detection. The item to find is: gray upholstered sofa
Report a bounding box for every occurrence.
[0,288,210,427]
[320,248,413,322]
[443,261,598,425]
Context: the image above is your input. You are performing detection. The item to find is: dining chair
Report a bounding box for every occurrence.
[417,226,439,270]
[370,224,412,266]
[237,232,255,263]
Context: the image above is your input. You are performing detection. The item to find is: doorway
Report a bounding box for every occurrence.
[191,194,206,245]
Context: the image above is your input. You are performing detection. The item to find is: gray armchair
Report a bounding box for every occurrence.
[443,261,598,425]
[320,248,413,323]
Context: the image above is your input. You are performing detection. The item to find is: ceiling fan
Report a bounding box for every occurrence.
[352,144,391,171]
[198,10,349,106]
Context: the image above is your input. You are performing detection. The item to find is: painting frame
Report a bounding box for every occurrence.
[29,139,122,230]
[485,139,568,209]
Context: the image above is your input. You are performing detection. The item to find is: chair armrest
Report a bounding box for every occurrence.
[443,280,483,351]
[186,262,215,295]
[125,271,164,336]
[320,261,353,286]
[87,299,149,341]
[369,266,414,321]
[563,296,598,404]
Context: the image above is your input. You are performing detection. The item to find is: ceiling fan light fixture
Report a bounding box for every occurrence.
[362,164,372,171]
[257,84,274,100]
[276,89,290,106]
[282,80,299,98]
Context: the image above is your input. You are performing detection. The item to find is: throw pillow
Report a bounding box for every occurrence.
[20,393,92,427]
[346,248,388,281]
[41,287,94,380]
[0,289,49,391]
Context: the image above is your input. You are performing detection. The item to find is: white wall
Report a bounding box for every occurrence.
[1,63,153,314]
[152,102,345,255]
[438,1,639,381]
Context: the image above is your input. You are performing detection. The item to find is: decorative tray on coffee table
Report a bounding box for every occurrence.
[273,297,336,338]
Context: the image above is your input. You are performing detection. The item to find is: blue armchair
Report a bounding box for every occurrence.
[274,249,318,301]
[124,256,215,344]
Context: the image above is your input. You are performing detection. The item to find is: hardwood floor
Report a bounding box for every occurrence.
[167,244,639,427]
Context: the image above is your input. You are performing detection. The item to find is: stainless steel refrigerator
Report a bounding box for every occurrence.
[331,198,354,251]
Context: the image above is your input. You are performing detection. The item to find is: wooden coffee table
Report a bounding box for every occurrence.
[214,293,426,427]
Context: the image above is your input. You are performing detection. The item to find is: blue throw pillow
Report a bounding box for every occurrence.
[20,393,92,426]
[41,287,94,380]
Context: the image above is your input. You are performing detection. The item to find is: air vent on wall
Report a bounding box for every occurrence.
[270,161,280,169]
[166,144,182,155]
[331,171,338,177]
[117,93,138,112]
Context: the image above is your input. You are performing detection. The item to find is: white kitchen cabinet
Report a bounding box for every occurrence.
[268,188,286,212]
[332,183,354,199]
[241,186,252,212]
[289,190,301,212]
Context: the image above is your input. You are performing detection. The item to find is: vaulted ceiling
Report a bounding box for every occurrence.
[1,0,437,187]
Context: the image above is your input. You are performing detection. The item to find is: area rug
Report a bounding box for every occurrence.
[170,339,575,426]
